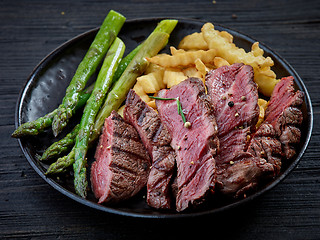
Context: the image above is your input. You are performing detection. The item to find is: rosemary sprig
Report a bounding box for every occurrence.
[150,96,189,126]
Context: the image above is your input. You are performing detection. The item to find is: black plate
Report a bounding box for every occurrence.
[15,18,313,218]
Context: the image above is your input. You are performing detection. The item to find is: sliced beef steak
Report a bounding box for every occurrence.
[206,63,259,137]
[91,111,151,204]
[124,90,176,209]
[248,76,304,174]
[124,90,172,155]
[156,77,219,211]
[264,76,304,159]
[216,153,274,198]
[206,63,274,197]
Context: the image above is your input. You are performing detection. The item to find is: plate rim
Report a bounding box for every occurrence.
[15,17,313,219]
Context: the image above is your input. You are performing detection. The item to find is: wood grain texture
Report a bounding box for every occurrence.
[1,0,319,239]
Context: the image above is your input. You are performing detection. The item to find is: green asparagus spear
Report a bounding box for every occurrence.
[11,84,94,138]
[46,148,75,175]
[73,38,125,197]
[52,10,126,137]
[112,44,142,84]
[12,110,58,138]
[92,19,178,139]
[40,124,80,161]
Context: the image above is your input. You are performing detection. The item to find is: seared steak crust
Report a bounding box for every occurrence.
[264,76,304,159]
[124,90,172,155]
[247,123,283,175]
[124,90,176,209]
[91,111,151,204]
[248,77,304,173]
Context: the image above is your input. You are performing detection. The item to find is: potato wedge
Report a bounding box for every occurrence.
[163,68,187,88]
[147,49,216,68]
[178,32,208,50]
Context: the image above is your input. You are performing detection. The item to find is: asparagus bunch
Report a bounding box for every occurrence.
[44,43,143,170]
[13,14,178,199]
[51,10,126,137]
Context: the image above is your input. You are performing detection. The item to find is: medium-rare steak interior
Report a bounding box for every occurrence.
[124,90,176,209]
[91,111,151,204]
[156,78,219,211]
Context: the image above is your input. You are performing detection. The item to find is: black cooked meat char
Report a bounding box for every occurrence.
[91,111,151,204]
[156,78,219,212]
[124,90,176,209]
[206,63,274,197]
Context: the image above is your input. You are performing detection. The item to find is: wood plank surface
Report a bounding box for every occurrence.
[1,0,319,239]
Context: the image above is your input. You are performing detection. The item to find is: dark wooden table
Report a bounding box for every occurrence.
[1,0,319,239]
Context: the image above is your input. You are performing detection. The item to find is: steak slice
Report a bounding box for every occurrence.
[156,77,219,211]
[205,63,259,137]
[264,76,304,159]
[124,90,176,209]
[206,63,274,197]
[248,76,304,173]
[91,111,151,204]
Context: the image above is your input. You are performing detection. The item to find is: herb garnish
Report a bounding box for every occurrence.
[150,96,190,127]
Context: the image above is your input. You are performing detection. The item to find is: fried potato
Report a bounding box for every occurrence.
[170,46,186,55]
[178,32,208,50]
[183,66,202,79]
[147,49,216,68]
[132,81,151,103]
[117,105,125,117]
[147,100,156,109]
[213,57,230,68]
[178,31,233,51]
[136,74,160,93]
[202,23,274,69]
[144,63,164,75]
[133,66,166,109]
[195,58,209,82]
[251,42,264,57]
[256,98,268,128]
[136,69,165,93]
[255,71,280,96]
[163,68,187,88]
[201,23,277,96]
[219,30,233,43]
